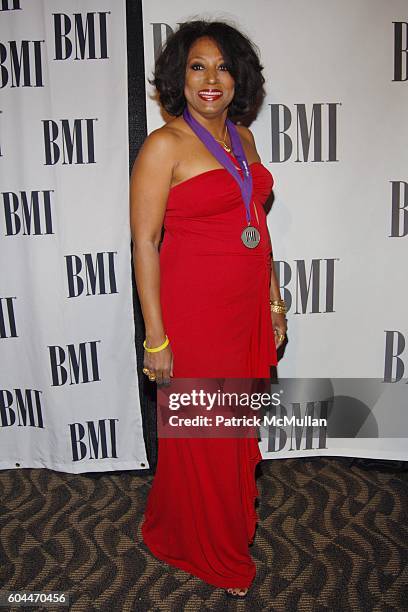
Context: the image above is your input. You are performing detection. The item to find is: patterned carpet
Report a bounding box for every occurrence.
[0,457,407,612]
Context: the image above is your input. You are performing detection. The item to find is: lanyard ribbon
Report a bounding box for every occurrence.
[182,107,254,225]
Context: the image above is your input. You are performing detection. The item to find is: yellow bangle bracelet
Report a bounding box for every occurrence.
[143,335,169,353]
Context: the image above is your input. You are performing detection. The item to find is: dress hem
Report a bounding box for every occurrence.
[141,530,256,589]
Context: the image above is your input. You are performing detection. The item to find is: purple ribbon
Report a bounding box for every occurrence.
[182,107,254,225]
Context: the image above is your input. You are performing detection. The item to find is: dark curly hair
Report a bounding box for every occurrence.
[149,19,266,122]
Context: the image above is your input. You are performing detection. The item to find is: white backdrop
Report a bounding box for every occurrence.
[142,0,408,460]
[1,1,406,474]
[0,1,147,473]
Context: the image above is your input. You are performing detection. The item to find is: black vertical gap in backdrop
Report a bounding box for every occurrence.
[127,0,158,476]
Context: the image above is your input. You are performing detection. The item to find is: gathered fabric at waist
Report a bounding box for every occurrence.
[161,215,272,259]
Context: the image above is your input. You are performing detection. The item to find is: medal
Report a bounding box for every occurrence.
[183,107,260,248]
[241,225,261,248]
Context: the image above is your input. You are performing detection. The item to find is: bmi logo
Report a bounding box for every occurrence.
[53,12,110,60]
[42,118,97,164]
[2,190,55,235]
[70,419,118,461]
[0,39,45,88]
[65,252,118,297]
[269,103,340,163]
[390,181,408,237]
[48,340,101,385]
[265,401,328,452]
[274,258,338,313]
[393,22,408,81]
[384,331,407,383]
[0,0,21,10]
[0,389,44,428]
[0,296,17,337]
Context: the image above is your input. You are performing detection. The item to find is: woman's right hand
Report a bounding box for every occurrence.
[144,343,174,386]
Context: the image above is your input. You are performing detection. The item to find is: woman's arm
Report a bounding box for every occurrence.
[269,252,282,301]
[129,128,177,385]
[270,251,287,350]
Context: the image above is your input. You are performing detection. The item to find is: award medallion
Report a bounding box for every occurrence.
[241,225,260,248]
[183,108,263,247]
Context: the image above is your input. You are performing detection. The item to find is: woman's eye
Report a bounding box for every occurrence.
[189,63,229,71]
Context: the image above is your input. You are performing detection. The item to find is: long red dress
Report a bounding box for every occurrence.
[141,149,277,589]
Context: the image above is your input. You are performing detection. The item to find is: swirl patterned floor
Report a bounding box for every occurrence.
[0,457,407,611]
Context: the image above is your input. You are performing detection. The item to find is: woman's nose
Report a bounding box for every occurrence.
[206,68,218,83]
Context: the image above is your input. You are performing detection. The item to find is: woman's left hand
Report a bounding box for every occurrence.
[272,312,287,349]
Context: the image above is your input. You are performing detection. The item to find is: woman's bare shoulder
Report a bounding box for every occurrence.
[131,120,181,180]
[142,123,177,152]
[137,117,187,165]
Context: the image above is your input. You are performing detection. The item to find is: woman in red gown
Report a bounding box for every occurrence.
[130,20,287,597]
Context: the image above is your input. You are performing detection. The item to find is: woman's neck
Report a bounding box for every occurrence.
[186,106,229,141]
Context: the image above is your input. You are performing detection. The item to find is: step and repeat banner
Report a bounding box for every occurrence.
[0,1,148,472]
[142,0,408,460]
[1,1,406,473]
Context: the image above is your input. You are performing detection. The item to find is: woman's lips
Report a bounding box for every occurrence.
[198,90,223,101]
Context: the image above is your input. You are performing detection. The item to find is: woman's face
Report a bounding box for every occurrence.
[184,36,235,119]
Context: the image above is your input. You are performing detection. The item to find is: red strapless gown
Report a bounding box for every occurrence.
[141,150,277,589]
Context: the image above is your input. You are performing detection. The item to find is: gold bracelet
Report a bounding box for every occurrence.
[269,298,287,315]
[143,335,169,353]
